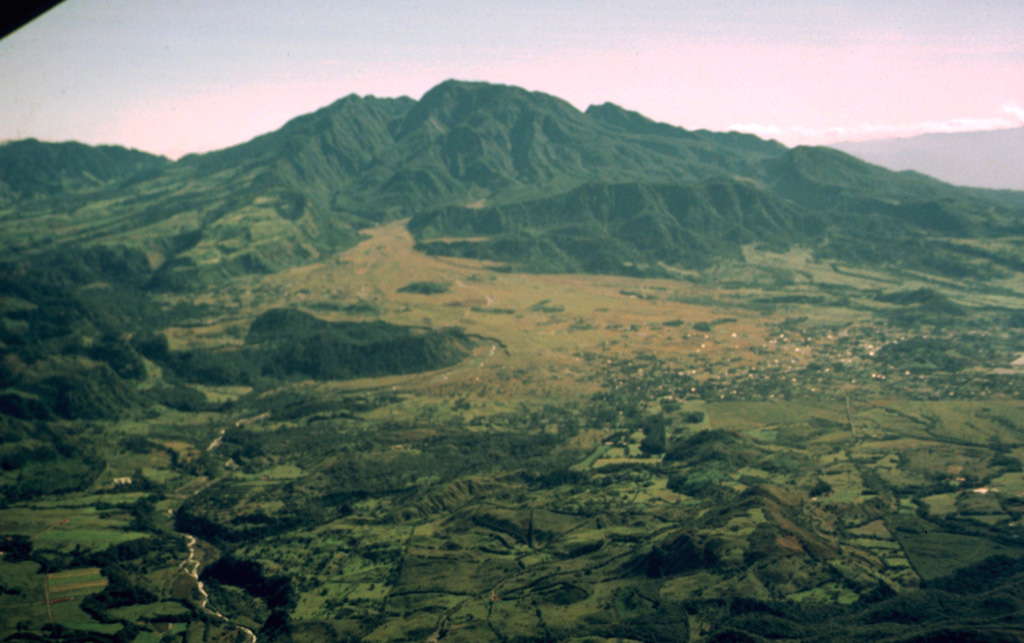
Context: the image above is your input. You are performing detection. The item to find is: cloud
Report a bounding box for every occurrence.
[1002,103,1024,122]
[728,123,786,139]
[731,109,1024,146]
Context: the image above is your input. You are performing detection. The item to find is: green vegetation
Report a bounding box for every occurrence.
[1,80,1024,642]
[397,280,451,294]
[0,138,169,203]
[144,308,474,385]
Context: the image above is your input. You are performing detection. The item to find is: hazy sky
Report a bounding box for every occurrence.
[2,0,1022,159]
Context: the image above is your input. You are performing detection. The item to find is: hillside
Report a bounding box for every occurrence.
[3,80,1021,290]
[0,138,169,204]
[410,178,810,273]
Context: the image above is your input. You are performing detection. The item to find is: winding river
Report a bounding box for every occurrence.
[176,425,257,643]
[179,533,257,643]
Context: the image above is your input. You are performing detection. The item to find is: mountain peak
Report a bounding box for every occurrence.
[419,79,542,103]
[7,80,1018,293]
[401,79,583,135]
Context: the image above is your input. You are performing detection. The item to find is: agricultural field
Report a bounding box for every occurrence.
[3,218,1024,642]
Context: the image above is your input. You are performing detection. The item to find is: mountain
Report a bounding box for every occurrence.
[181,80,783,213]
[1,80,1023,289]
[4,81,1024,643]
[410,178,810,273]
[830,127,1024,191]
[0,138,169,203]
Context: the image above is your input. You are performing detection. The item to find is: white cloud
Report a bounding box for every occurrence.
[1002,103,1024,123]
[728,123,785,139]
[731,109,1024,146]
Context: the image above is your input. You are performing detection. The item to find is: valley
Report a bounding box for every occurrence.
[3,219,1024,642]
[1,80,1024,642]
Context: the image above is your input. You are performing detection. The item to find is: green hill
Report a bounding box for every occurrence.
[149,308,473,385]
[0,138,169,204]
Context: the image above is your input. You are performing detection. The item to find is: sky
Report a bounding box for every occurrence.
[1,0,1022,160]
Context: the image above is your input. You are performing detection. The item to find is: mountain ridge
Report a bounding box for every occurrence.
[0,138,170,204]
[1,79,1022,288]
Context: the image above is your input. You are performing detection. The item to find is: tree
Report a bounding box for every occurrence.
[639,415,667,455]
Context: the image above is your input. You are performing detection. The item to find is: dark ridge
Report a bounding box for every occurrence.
[0,138,169,202]
[148,308,474,385]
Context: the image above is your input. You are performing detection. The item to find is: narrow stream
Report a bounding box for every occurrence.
[175,424,256,643]
[179,533,256,643]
